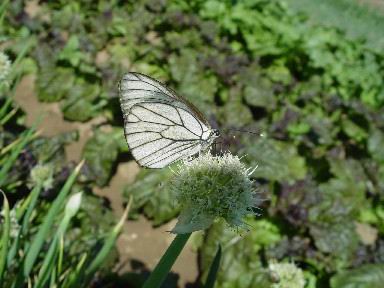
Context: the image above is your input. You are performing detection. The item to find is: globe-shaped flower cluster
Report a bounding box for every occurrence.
[171,152,258,234]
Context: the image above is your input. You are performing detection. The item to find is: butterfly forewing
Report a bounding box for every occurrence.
[119,72,217,168]
[120,73,210,124]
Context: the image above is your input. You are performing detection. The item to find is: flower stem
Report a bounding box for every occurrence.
[143,233,191,288]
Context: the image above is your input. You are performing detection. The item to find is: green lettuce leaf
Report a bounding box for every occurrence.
[123,168,180,226]
[36,67,75,102]
[331,264,384,288]
[200,218,281,288]
[240,137,307,183]
[61,80,101,122]
[82,128,121,186]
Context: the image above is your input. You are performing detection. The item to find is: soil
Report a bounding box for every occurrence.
[13,75,198,287]
[358,0,384,11]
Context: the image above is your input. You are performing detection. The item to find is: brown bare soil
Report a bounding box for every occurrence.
[358,0,384,11]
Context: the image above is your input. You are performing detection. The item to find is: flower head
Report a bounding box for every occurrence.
[268,261,305,288]
[30,164,54,190]
[171,152,258,234]
[0,52,11,88]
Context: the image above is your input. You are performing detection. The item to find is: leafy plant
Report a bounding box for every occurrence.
[331,264,384,288]
[82,128,126,186]
[0,144,130,287]
[3,0,384,286]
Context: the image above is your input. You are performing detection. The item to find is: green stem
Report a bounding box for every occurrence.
[203,245,222,288]
[143,233,191,288]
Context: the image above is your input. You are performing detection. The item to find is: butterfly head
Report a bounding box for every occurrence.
[211,129,220,138]
[205,129,220,145]
[200,129,220,153]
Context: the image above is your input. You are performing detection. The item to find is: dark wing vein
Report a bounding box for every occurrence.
[143,142,199,167]
[135,140,179,162]
[131,103,203,138]
[134,104,179,125]
[121,72,209,126]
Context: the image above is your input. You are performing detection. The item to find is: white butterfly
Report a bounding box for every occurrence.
[119,72,219,168]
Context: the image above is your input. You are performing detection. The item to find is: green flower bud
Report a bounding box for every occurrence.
[30,164,54,190]
[65,192,83,218]
[0,52,11,88]
[171,152,257,234]
[268,261,305,288]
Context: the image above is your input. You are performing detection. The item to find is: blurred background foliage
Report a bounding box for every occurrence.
[1,0,384,287]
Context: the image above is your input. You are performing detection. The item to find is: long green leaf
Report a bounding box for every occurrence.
[0,0,9,27]
[0,107,18,126]
[0,128,35,187]
[85,196,132,280]
[15,188,35,221]
[0,130,39,157]
[65,253,88,288]
[34,219,69,288]
[22,161,84,278]
[35,192,83,288]
[20,185,42,235]
[7,185,42,267]
[49,266,57,288]
[34,236,59,288]
[0,190,10,286]
[0,97,12,120]
[67,197,133,287]
[57,236,64,278]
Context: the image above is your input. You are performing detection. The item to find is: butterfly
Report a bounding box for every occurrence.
[119,72,220,168]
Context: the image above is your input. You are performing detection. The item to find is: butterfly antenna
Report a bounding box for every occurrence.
[225,128,264,136]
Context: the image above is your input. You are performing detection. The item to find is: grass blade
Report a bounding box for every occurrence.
[0,107,18,126]
[35,192,83,288]
[34,236,59,288]
[0,97,12,120]
[22,161,84,278]
[85,196,133,279]
[65,253,88,288]
[203,245,222,288]
[0,130,40,157]
[0,128,35,187]
[0,0,9,27]
[0,190,10,285]
[14,186,37,220]
[57,236,64,277]
[20,185,42,235]
[49,266,57,288]
[7,185,42,267]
